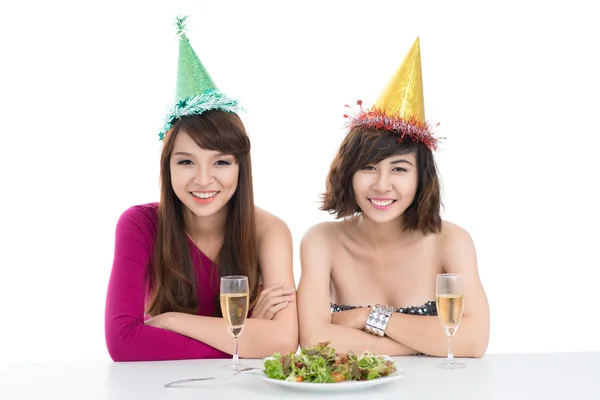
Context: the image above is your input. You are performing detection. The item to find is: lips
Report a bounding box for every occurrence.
[191,191,218,199]
[368,198,396,210]
[369,198,395,207]
[191,191,219,204]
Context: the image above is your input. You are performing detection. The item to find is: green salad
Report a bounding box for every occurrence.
[263,342,397,383]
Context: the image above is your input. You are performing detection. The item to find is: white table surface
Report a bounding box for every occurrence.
[2,352,599,399]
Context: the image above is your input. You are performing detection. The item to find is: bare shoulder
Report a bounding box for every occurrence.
[300,220,343,249]
[255,206,292,243]
[298,220,345,273]
[438,220,478,273]
[439,220,475,247]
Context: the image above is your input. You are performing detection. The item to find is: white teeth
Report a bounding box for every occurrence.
[370,199,394,207]
[192,191,218,199]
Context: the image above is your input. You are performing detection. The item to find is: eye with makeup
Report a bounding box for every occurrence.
[392,166,409,172]
[214,159,232,166]
[174,158,233,166]
[361,165,377,171]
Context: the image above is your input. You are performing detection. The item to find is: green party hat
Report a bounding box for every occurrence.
[174,16,217,103]
[158,16,241,140]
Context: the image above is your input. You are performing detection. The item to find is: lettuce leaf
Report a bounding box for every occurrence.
[262,342,397,383]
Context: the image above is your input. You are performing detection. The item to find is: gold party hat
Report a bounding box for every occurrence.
[344,38,440,151]
[374,37,425,124]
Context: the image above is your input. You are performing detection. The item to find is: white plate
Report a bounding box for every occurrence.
[259,356,403,392]
[258,371,402,391]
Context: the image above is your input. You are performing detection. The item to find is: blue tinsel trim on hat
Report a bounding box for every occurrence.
[158,89,241,141]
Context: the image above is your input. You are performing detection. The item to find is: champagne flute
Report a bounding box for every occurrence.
[220,275,250,370]
[436,273,466,369]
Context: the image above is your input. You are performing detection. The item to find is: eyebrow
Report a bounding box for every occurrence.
[390,159,414,166]
[172,151,194,157]
[172,151,233,158]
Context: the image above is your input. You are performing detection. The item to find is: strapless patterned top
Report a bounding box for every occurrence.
[330,300,437,316]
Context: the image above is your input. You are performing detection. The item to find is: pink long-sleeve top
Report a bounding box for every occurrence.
[104,202,229,361]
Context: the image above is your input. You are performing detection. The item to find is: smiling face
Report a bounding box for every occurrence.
[169,130,239,219]
[322,127,442,234]
[352,152,418,224]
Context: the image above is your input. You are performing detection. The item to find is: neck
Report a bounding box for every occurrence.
[355,214,413,248]
[183,205,228,243]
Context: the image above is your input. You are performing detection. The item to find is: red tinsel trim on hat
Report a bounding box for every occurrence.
[343,100,442,151]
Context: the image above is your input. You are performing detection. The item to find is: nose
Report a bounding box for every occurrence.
[372,170,392,193]
[193,165,214,186]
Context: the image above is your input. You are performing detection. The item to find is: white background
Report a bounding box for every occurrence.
[1,0,598,372]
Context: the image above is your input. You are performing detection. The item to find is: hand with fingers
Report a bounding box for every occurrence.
[250,282,295,320]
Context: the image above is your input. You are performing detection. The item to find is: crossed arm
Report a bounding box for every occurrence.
[297,223,490,358]
[105,208,299,361]
[145,217,299,358]
[297,225,417,356]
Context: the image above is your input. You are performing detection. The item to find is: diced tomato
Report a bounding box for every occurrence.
[334,354,348,364]
[295,376,303,382]
[331,372,345,382]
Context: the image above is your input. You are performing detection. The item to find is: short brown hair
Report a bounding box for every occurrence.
[321,126,442,235]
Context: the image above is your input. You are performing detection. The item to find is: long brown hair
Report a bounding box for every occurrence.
[321,126,442,235]
[146,110,259,316]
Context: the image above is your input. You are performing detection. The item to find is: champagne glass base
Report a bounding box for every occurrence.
[436,360,466,370]
[221,363,250,371]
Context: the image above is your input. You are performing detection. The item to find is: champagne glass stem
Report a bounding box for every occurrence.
[233,337,240,367]
[446,334,454,363]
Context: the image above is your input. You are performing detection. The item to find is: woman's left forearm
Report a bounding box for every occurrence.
[384,314,488,358]
[162,312,298,358]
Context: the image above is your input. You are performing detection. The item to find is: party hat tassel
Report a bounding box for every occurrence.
[175,15,189,38]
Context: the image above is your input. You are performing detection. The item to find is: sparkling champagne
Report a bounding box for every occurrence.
[220,293,249,338]
[436,294,464,336]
